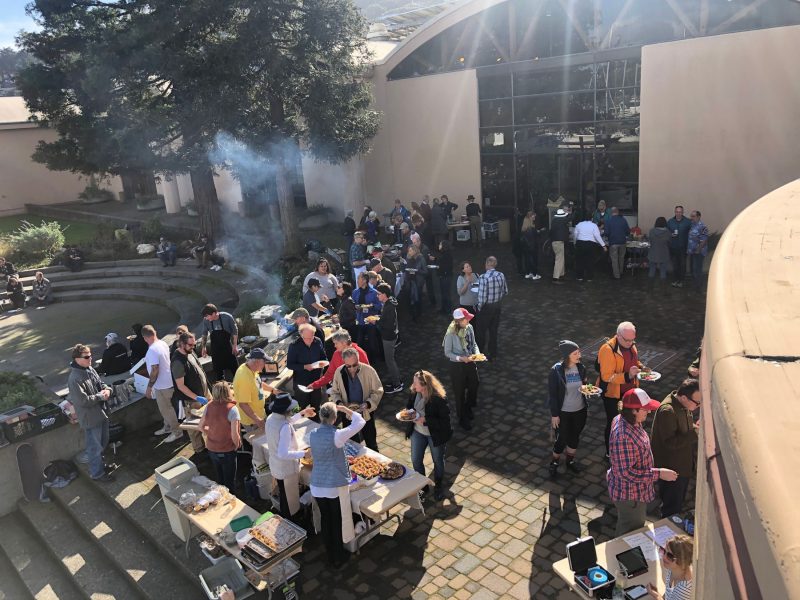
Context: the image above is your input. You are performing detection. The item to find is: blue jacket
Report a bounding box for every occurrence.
[287,337,326,386]
[667,216,692,250]
[352,284,381,325]
[605,215,630,246]
[547,361,588,417]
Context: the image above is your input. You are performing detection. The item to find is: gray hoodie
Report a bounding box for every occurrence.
[68,363,110,429]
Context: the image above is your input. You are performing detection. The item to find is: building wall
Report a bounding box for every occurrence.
[639,25,800,233]
[0,127,122,215]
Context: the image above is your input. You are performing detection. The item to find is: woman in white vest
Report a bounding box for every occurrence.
[264,393,316,520]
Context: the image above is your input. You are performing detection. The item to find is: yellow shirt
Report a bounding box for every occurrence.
[232,363,264,426]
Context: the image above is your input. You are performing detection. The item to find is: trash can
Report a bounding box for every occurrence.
[154,456,198,541]
[199,557,255,600]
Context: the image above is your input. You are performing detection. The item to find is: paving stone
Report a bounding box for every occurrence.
[453,554,481,575]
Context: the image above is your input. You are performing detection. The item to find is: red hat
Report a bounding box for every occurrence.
[452,308,474,321]
[621,388,661,411]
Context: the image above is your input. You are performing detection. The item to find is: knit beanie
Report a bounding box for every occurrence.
[558,340,579,360]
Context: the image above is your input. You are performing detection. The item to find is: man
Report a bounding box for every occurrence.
[30,271,53,306]
[370,243,395,274]
[375,283,402,394]
[605,207,630,280]
[667,205,692,287]
[143,325,183,443]
[390,198,410,223]
[687,210,710,291]
[430,200,448,247]
[232,347,274,430]
[349,231,369,282]
[465,195,482,247]
[651,378,701,518]
[303,278,327,318]
[194,234,214,269]
[443,308,480,431]
[200,304,239,382]
[440,194,458,222]
[307,330,369,391]
[597,321,643,456]
[352,271,381,363]
[418,196,432,224]
[156,237,177,267]
[287,323,327,418]
[549,208,570,284]
[0,257,17,282]
[68,343,114,482]
[369,257,395,291]
[171,332,210,456]
[328,347,384,451]
[476,256,508,361]
[573,215,607,281]
[291,307,325,345]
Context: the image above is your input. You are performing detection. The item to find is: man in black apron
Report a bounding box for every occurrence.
[200,304,239,382]
[170,331,209,455]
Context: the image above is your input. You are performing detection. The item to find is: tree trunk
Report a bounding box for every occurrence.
[190,165,221,238]
[275,157,302,257]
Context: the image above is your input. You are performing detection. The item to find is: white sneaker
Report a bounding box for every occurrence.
[524,273,533,279]
[531,275,542,280]
[154,426,171,436]
[164,431,185,443]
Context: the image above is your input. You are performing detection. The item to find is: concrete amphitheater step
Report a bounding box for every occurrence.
[51,289,204,326]
[49,476,202,600]
[0,536,35,600]
[40,275,234,302]
[18,500,147,600]
[0,513,85,600]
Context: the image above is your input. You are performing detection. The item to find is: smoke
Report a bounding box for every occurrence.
[209,132,290,306]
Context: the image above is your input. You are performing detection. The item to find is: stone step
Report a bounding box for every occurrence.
[18,500,147,600]
[0,538,34,600]
[49,476,202,600]
[0,513,85,600]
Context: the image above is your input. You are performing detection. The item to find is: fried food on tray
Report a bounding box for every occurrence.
[250,516,304,552]
[380,462,405,480]
[349,455,383,479]
[398,408,416,420]
[580,384,601,396]
[470,353,487,361]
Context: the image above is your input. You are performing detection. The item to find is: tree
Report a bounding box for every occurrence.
[19,0,380,251]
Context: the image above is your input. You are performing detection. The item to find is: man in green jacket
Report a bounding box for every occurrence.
[651,378,701,517]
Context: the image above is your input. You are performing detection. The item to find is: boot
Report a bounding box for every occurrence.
[566,456,583,474]
[549,459,560,479]
[433,479,445,501]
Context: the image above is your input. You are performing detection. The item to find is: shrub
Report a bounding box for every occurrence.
[0,372,51,413]
[6,220,66,262]
[141,216,163,241]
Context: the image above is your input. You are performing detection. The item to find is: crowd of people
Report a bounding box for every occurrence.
[1,257,54,310]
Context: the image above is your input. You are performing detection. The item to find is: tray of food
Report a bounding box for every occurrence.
[580,384,602,397]
[364,315,380,323]
[249,515,306,554]
[469,353,487,362]
[348,455,384,479]
[379,461,406,482]
[637,370,661,382]
[300,456,313,468]
[396,408,416,422]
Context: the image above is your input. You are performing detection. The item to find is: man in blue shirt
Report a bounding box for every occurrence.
[287,323,327,417]
[352,272,381,363]
[667,205,692,288]
[476,256,508,361]
[687,210,709,291]
[349,232,369,282]
[604,207,630,280]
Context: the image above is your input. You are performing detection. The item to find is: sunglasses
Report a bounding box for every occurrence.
[345,364,359,370]
[80,354,92,359]
[658,546,676,561]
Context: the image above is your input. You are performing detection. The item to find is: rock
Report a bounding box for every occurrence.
[137,244,156,255]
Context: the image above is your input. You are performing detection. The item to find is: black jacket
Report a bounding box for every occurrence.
[376,297,398,341]
[405,393,453,447]
[547,361,588,417]
[338,296,357,327]
[549,215,571,243]
[130,335,148,365]
[99,342,131,376]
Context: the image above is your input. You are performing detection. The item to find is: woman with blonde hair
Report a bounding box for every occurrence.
[405,370,453,501]
[198,381,241,490]
[647,534,693,600]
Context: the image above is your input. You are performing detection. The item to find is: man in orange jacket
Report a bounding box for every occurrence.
[597,321,643,457]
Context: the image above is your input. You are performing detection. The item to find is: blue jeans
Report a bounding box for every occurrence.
[209,450,237,490]
[648,261,667,279]
[85,420,109,479]
[690,253,705,289]
[410,429,446,485]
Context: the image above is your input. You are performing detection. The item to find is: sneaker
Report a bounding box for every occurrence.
[524,273,533,280]
[154,425,171,436]
[674,282,683,288]
[566,460,583,474]
[531,275,542,280]
[164,431,185,443]
[92,473,115,483]
[390,383,405,394]
[549,461,559,479]
[394,339,402,348]
[552,279,564,285]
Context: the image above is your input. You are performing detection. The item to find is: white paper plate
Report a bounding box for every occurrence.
[395,409,416,422]
[637,370,661,382]
[297,384,313,393]
[310,361,329,370]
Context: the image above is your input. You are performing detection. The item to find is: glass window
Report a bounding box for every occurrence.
[513,0,589,62]
[481,155,515,180]
[478,73,512,100]
[595,88,640,120]
[514,92,595,125]
[479,127,514,154]
[481,176,516,207]
[596,152,639,183]
[514,123,596,154]
[479,99,512,127]
[513,63,596,96]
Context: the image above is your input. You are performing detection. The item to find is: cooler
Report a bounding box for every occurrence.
[154,456,198,541]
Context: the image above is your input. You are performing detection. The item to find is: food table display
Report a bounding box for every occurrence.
[625,240,650,275]
[552,518,686,598]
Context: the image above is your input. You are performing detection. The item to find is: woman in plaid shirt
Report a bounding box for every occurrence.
[607,388,678,536]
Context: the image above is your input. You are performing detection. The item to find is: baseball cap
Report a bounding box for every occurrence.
[370,242,384,254]
[247,347,267,361]
[452,308,474,321]
[621,388,661,411]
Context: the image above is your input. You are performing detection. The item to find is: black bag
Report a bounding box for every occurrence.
[42,459,79,489]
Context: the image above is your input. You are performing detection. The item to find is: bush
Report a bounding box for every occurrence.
[141,216,163,241]
[6,220,66,262]
[0,372,51,413]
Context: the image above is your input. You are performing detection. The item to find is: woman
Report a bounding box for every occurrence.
[456,261,479,314]
[6,276,26,309]
[309,402,364,569]
[608,388,678,536]
[402,245,426,321]
[547,341,589,479]
[647,535,694,600]
[443,308,480,431]
[435,240,454,315]
[264,393,316,520]
[592,200,610,228]
[521,211,541,280]
[129,323,148,365]
[31,271,53,306]
[99,333,131,376]
[342,210,356,242]
[406,370,453,501]
[648,217,672,280]
[303,258,339,302]
[336,281,358,341]
[410,232,435,307]
[364,211,380,244]
[198,381,241,491]
[358,205,373,227]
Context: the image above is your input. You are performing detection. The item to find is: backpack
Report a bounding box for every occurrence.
[43,459,79,489]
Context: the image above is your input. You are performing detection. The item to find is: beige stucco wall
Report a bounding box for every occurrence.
[639,25,800,233]
[0,127,122,215]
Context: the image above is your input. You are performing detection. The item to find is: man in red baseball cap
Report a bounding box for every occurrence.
[607,388,678,536]
[443,308,480,431]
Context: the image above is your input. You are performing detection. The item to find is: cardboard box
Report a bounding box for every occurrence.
[130,357,150,395]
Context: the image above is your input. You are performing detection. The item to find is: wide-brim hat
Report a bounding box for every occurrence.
[269,392,299,414]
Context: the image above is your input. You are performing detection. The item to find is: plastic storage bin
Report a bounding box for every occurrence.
[154,456,198,541]
[199,557,255,600]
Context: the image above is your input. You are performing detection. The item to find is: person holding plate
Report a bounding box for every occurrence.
[264,393,317,521]
[405,370,452,501]
[547,341,590,479]
[443,308,480,431]
[328,347,384,451]
[287,324,327,421]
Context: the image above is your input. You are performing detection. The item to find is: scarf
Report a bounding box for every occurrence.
[443,321,470,351]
